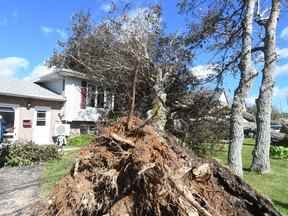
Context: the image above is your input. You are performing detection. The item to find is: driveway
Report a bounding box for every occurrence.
[0,165,43,216]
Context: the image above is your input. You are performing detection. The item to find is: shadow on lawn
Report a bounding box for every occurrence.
[273,200,288,211]
[243,142,254,146]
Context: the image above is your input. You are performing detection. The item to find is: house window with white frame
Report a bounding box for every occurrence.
[80,81,110,109]
[36,111,46,126]
[87,84,96,107]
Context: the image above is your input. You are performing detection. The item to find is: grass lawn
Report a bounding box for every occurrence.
[214,139,288,215]
[40,135,94,197]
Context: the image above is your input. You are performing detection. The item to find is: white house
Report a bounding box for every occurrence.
[0,68,114,145]
[0,79,65,144]
[34,68,114,135]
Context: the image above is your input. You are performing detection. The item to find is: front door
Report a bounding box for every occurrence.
[33,107,51,144]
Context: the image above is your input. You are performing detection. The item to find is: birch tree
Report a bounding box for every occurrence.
[228,0,258,177]
[251,0,281,173]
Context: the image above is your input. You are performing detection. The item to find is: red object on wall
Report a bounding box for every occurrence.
[23,120,32,128]
[80,87,87,109]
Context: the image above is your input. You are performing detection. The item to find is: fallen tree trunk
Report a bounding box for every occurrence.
[243,112,256,122]
[271,131,288,147]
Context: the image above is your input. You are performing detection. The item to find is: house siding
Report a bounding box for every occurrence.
[41,79,64,95]
[63,77,105,122]
[0,95,63,144]
[34,70,115,136]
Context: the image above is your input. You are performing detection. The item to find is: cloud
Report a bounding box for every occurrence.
[190,64,218,79]
[273,86,288,98]
[24,65,54,81]
[246,96,257,107]
[41,26,67,39]
[101,3,113,12]
[0,57,29,79]
[277,47,288,59]
[275,63,288,77]
[280,26,288,40]
[41,26,54,33]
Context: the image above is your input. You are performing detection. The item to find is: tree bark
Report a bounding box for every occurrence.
[251,0,280,173]
[228,0,257,177]
[127,66,139,129]
[149,67,168,132]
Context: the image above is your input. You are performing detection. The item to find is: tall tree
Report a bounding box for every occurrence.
[228,0,258,176]
[251,0,281,173]
[178,0,263,176]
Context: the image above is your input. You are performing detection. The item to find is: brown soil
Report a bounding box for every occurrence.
[42,117,281,216]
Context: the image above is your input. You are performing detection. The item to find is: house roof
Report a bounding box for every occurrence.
[0,79,65,101]
[34,68,88,83]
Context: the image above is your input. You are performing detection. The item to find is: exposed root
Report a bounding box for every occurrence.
[41,117,281,216]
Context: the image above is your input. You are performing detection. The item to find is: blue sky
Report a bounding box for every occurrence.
[0,0,288,110]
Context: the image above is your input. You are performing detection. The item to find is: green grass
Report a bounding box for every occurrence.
[67,134,95,147]
[40,135,94,197]
[214,139,288,216]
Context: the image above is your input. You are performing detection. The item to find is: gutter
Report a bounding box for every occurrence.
[0,93,66,102]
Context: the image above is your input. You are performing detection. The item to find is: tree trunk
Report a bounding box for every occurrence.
[127,66,139,129]
[147,67,168,132]
[251,0,280,173]
[228,0,257,177]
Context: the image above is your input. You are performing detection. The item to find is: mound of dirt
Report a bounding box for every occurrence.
[44,117,281,216]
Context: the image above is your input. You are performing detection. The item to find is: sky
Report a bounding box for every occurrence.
[0,0,288,110]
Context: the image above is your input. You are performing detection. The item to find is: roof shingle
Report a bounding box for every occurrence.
[0,79,65,101]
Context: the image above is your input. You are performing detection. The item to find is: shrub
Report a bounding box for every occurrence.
[167,92,230,157]
[67,134,95,147]
[270,146,288,160]
[5,143,60,167]
[107,111,123,122]
[0,145,9,167]
[185,119,228,157]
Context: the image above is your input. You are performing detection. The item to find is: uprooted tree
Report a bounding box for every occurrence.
[33,117,281,216]
[32,3,284,215]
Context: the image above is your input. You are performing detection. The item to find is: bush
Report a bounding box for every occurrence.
[0,145,9,167]
[185,120,228,157]
[166,91,230,157]
[270,146,288,160]
[67,134,95,147]
[5,143,60,167]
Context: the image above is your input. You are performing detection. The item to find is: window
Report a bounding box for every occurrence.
[97,87,105,108]
[81,81,87,87]
[87,85,96,107]
[36,111,46,126]
[62,79,65,91]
